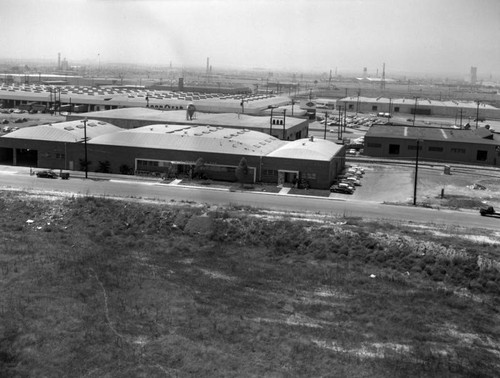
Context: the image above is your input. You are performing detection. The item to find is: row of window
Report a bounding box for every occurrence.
[379,144,488,161]
[348,104,401,112]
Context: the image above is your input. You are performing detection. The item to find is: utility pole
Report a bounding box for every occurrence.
[82,118,88,179]
[282,109,286,140]
[412,97,419,126]
[269,106,275,136]
[324,112,327,139]
[413,139,422,206]
[476,101,480,129]
[460,108,463,128]
[338,107,342,140]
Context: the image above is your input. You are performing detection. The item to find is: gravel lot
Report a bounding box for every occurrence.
[348,162,500,210]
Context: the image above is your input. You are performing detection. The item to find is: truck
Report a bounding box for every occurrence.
[479,206,498,217]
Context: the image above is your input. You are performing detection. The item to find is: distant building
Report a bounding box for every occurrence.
[66,107,310,141]
[337,96,500,120]
[0,83,291,115]
[470,66,478,85]
[364,125,500,166]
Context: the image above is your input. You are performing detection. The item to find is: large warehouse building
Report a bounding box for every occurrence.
[66,107,309,140]
[337,96,500,120]
[0,83,291,115]
[364,125,500,166]
[0,121,345,189]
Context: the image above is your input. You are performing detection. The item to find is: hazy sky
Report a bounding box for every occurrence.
[1,0,499,77]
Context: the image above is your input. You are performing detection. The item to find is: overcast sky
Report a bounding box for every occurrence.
[1,0,499,78]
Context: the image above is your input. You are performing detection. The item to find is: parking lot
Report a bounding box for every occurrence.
[0,109,65,134]
[331,161,500,210]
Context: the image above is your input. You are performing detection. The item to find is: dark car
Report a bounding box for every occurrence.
[480,206,497,216]
[330,184,354,194]
[36,170,58,179]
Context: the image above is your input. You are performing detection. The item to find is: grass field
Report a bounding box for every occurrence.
[1,190,499,377]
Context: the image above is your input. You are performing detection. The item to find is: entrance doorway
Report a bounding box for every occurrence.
[278,170,299,187]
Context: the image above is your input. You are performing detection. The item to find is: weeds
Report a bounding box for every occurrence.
[0,193,499,377]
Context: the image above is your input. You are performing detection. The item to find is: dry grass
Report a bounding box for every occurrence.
[0,191,499,377]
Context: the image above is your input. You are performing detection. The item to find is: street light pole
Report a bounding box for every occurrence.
[412,97,419,126]
[282,109,286,140]
[475,101,480,129]
[413,139,421,206]
[82,118,88,179]
[324,112,327,139]
[269,106,275,136]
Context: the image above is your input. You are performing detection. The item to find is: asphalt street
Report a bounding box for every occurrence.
[1,166,498,232]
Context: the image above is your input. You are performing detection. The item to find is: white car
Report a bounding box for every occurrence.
[344,176,361,186]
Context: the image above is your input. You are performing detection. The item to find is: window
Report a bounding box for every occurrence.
[372,106,378,111]
[428,146,443,152]
[451,148,466,154]
[55,153,65,159]
[263,169,276,176]
[303,172,316,180]
[394,107,400,112]
[367,143,381,148]
[408,145,422,151]
[348,104,354,110]
[389,144,400,155]
[477,150,488,161]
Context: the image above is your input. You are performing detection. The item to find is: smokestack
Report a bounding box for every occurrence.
[381,62,386,89]
[206,57,209,75]
[58,52,61,70]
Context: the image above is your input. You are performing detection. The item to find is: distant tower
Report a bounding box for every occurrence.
[381,62,386,89]
[363,67,367,79]
[206,57,210,75]
[58,52,61,70]
[470,66,477,85]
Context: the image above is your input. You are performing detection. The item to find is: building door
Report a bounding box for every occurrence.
[278,170,299,186]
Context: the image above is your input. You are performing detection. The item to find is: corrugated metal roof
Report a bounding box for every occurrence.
[90,124,287,156]
[267,137,344,161]
[2,120,121,142]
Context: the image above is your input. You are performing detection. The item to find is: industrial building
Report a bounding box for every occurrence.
[337,96,500,120]
[0,83,291,115]
[364,125,500,166]
[0,121,345,189]
[66,107,309,140]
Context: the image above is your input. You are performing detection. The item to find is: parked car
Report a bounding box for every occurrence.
[330,184,354,194]
[344,176,361,186]
[36,170,58,179]
[337,181,356,191]
[1,119,9,124]
[2,126,11,132]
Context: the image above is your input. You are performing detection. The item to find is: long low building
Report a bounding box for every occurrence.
[0,121,345,189]
[66,107,309,140]
[0,83,290,115]
[365,125,500,166]
[337,96,500,120]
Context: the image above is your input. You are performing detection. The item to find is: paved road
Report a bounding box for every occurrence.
[1,166,498,231]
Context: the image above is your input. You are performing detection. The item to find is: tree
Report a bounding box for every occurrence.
[96,160,111,173]
[235,157,249,186]
[193,157,206,179]
[79,158,92,172]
